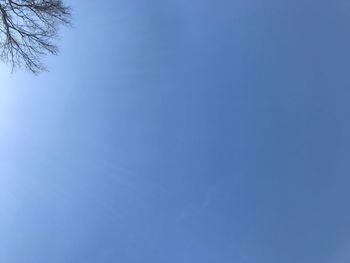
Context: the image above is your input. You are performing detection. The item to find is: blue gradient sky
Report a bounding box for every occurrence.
[1,0,350,262]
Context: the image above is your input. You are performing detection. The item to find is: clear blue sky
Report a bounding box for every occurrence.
[1,0,350,262]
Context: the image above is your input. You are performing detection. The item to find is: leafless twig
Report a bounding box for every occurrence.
[0,0,71,74]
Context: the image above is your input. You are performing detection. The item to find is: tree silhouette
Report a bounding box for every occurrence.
[0,0,71,74]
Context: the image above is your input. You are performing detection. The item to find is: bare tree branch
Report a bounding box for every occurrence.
[0,0,71,74]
